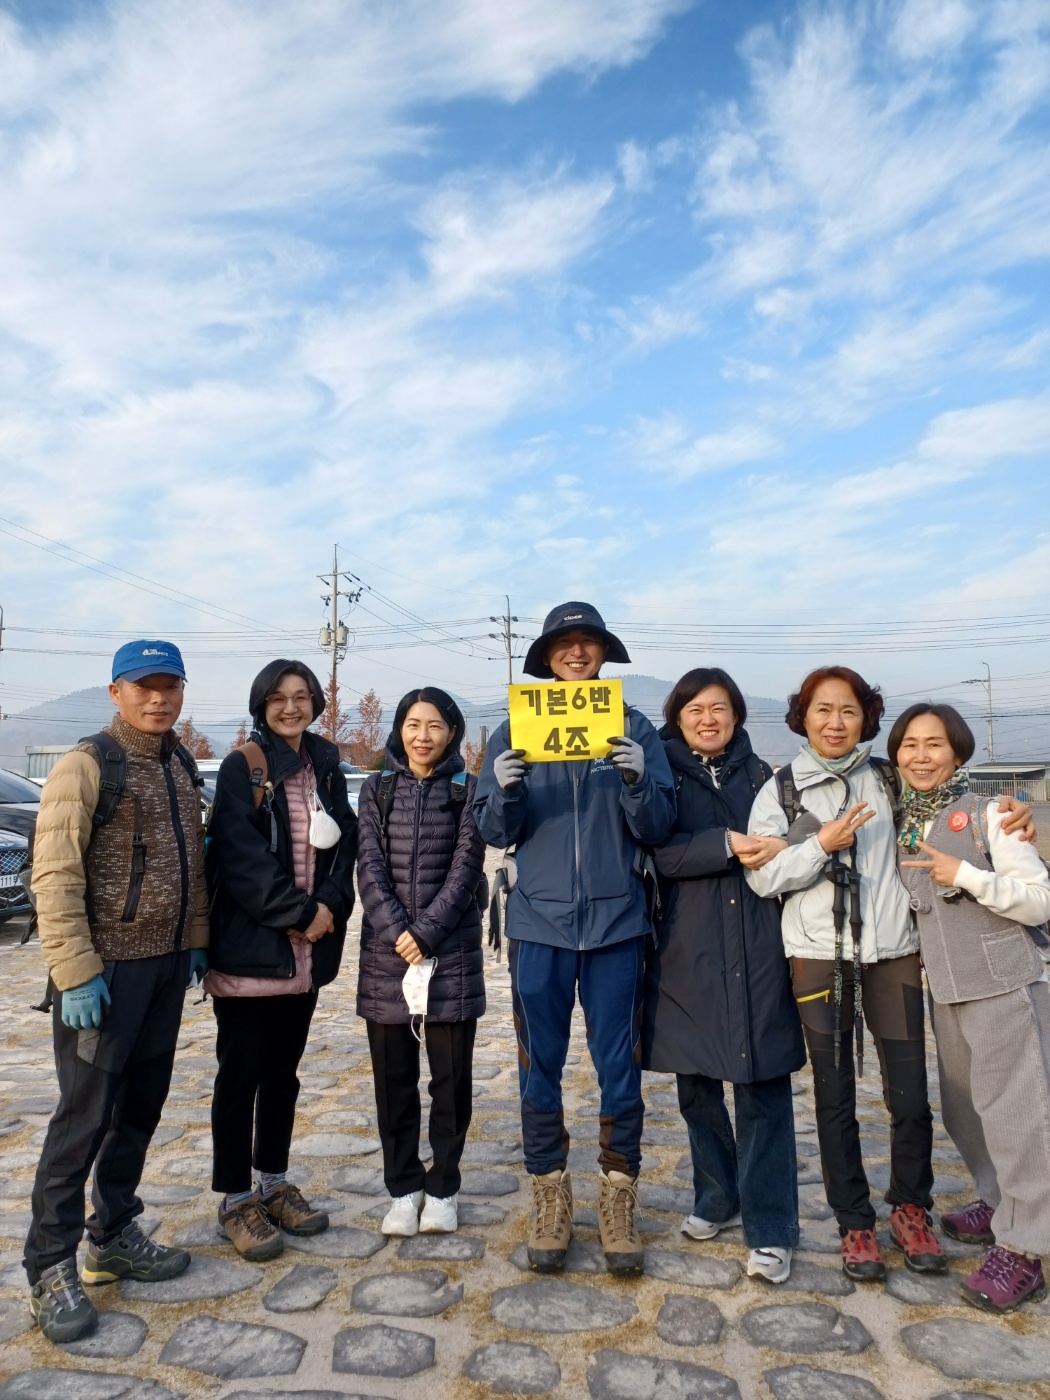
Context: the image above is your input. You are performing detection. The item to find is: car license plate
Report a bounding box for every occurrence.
[0,874,20,888]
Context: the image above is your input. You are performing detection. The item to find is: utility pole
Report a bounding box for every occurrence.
[318,546,361,742]
[963,661,995,761]
[489,596,520,685]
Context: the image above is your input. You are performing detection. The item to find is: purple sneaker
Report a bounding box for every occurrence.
[961,1246,1046,1312]
[941,1199,995,1245]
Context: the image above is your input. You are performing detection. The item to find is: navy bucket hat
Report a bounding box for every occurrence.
[522,602,631,680]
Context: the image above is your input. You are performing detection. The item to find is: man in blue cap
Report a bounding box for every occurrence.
[474,603,675,1275]
[24,640,209,1342]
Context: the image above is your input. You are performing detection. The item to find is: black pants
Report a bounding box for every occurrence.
[24,950,188,1283]
[211,991,318,1194]
[792,953,933,1232]
[367,1019,476,1198]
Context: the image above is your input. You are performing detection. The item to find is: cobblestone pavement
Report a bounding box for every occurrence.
[2,866,1050,1400]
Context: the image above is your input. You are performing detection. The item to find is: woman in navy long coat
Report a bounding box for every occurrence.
[643,667,805,1282]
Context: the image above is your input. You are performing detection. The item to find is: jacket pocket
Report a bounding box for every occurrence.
[981,929,1041,987]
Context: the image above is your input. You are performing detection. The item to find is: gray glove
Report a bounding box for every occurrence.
[494,748,531,792]
[607,736,645,786]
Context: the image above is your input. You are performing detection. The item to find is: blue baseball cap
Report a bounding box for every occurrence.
[112,639,187,684]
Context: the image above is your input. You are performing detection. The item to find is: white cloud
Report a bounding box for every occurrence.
[626,413,779,478]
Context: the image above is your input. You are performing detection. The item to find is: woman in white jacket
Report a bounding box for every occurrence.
[894,702,1050,1313]
[746,666,945,1282]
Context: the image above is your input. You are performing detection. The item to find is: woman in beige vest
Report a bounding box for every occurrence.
[895,702,1050,1312]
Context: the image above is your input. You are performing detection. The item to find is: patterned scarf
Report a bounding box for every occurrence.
[897,769,969,851]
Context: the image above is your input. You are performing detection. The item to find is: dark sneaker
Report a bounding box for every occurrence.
[890,1203,947,1274]
[29,1258,98,1343]
[218,1195,284,1261]
[83,1221,190,1285]
[840,1227,886,1281]
[961,1245,1046,1312]
[261,1182,329,1237]
[941,1199,995,1246]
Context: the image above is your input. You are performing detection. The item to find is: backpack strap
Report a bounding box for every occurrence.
[79,732,127,831]
[774,763,801,828]
[172,743,203,790]
[449,770,468,817]
[375,770,398,830]
[745,753,772,798]
[235,741,271,810]
[870,756,904,824]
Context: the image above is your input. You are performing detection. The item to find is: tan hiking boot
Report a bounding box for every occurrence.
[217,1195,284,1261]
[261,1182,329,1237]
[528,1169,573,1272]
[598,1169,644,1276]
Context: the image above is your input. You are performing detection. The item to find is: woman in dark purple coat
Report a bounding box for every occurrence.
[356,687,486,1238]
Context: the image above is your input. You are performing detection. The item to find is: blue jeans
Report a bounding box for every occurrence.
[677,1072,799,1249]
[509,937,645,1177]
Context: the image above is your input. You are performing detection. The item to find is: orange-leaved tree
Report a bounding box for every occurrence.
[227,720,249,752]
[318,676,354,756]
[347,689,386,769]
[177,716,215,759]
[462,739,486,775]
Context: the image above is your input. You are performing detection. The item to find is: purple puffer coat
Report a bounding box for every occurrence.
[356,748,486,1024]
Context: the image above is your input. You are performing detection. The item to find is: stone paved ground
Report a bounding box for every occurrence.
[2,857,1050,1400]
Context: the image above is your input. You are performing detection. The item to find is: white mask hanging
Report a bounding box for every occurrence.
[309,790,342,850]
[402,957,437,1041]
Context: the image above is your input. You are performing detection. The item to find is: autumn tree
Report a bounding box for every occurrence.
[318,675,354,755]
[463,739,486,775]
[176,715,215,759]
[347,689,386,769]
[227,720,249,752]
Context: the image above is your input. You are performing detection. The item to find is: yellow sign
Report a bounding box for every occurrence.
[508,679,624,763]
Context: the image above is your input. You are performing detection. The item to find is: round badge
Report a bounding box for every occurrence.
[948,811,969,831]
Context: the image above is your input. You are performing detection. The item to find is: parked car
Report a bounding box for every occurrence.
[0,768,41,839]
[0,829,32,924]
[345,772,368,814]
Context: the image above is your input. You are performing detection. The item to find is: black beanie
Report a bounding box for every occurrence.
[388,687,464,759]
[248,659,326,728]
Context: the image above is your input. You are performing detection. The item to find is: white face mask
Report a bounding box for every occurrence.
[402,957,437,1040]
[309,792,342,849]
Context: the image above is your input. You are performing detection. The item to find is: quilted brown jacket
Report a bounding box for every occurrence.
[31,715,209,991]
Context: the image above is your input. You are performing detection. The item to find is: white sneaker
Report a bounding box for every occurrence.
[381,1191,424,1237]
[419,1193,459,1234]
[681,1212,742,1241]
[747,1246,792,1283]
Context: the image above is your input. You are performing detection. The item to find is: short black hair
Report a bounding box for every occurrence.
[388,687,465,760]
[248,659,326,727]
[785,665,884,742]
[886,703,976,767]
[664,667,748,735]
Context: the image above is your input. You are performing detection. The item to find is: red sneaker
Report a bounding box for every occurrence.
[890,1203,947,1274]
[961,1246,1046,1312]
[941,1199,995,1246]
[840,1228,886,1282]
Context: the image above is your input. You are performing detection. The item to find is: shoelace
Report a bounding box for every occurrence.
[535,1182,569,1238]
[894,1206,938,1249]
[977,1246,1031,1293]
[237,1201,278,1240]
[956,1201,992,1230]
[120,1224,163,1259]
[47,1262,84,1311]
[842,1229,880,1259]
[272,1184,310,1214]
[600,1181,637,1244]
[392,1194,419,1211]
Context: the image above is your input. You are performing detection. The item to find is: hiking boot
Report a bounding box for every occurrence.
[382,1191,424,1237]
[681,1211,741,1241]
[747,1246,793,1284]
[840,1227,886,1281]
[941,1199,996,1246]
[890,1203,947,1273]
[261,1182,329,1237]
[29,1258,97,1344]
[83,1221,190,1284]
[218,1195,285,1261]
[528,1170,573,1272]
[961,1245,1046,1312]
[597,1169,644,1277]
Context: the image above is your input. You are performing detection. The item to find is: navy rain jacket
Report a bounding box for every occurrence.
[473,710,675,951]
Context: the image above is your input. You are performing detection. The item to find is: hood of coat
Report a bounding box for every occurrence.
[380,744,466,781]
[659,723,757,786]
[790,741,872,791]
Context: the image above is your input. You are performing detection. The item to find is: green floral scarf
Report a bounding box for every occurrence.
[897,769,969,851]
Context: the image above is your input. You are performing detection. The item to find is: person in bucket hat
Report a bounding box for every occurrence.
[474,602,675,1277]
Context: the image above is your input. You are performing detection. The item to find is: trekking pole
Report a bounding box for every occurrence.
[830,853,847,1072]
[847,859,864,1076]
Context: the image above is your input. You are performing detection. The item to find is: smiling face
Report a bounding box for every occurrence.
[803,678,864,759]
[109,674,185,734]
[401,700,454,777]
[896,713,961,792]
[678,684,737,758]
[545,629,607,683]
[264,672,315,748]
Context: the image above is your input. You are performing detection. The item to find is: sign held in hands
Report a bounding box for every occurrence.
[508,679,624,762]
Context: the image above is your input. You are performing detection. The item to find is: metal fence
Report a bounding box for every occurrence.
[969,776,1050,802]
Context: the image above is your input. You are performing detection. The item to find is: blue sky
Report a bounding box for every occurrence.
[1,0,1049,738]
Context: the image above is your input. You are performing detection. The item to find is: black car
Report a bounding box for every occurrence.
[0,829,32,924]
[0,768,41,840]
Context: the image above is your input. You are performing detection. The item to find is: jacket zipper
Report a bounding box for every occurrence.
[410,779,423,922]
[162,752,190,951]
[573,768,583,950]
